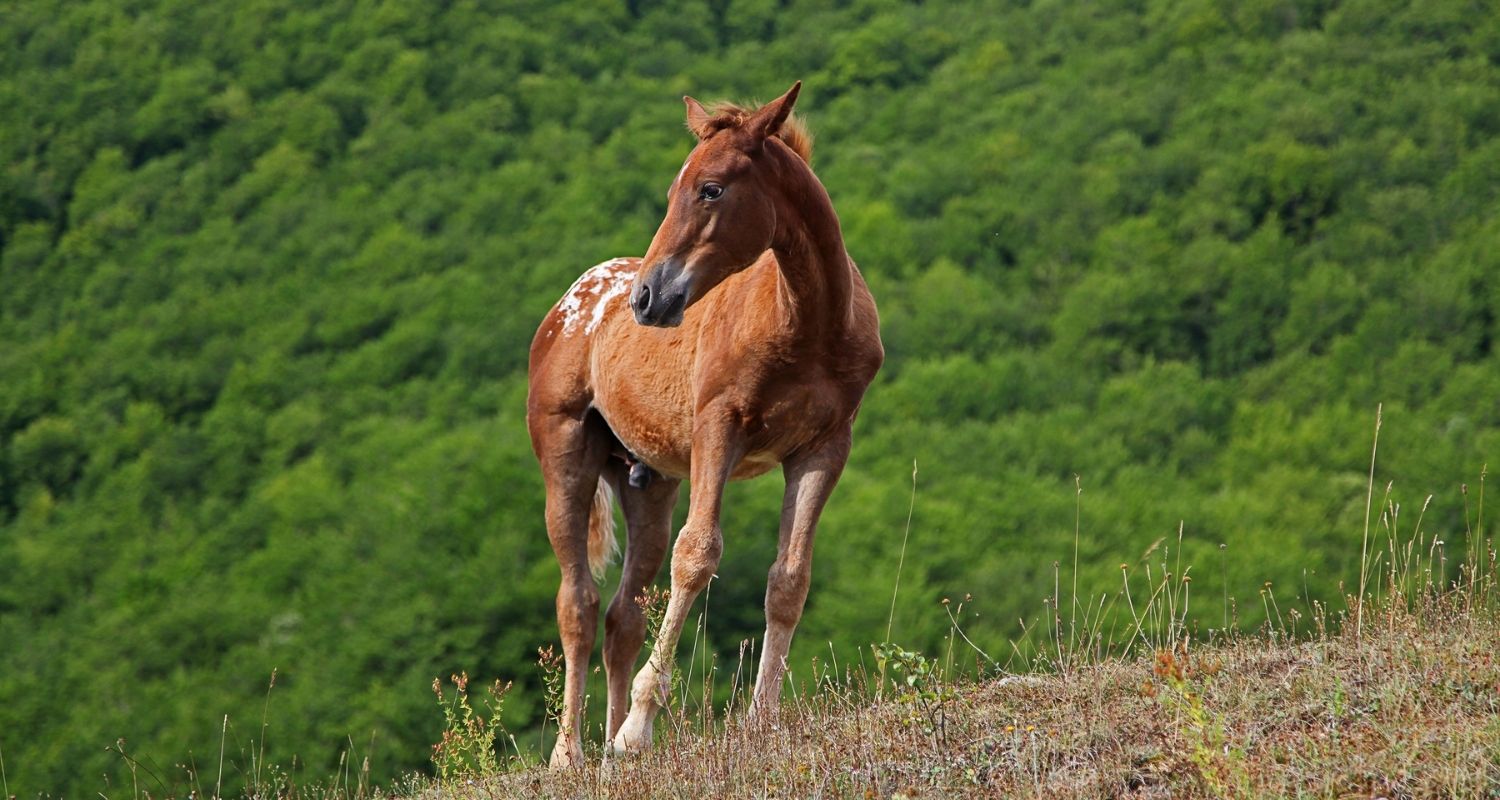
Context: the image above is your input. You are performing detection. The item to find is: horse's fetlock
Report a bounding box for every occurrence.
[631,666,669,706]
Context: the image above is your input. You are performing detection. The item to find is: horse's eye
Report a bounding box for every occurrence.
[699,183,724,201]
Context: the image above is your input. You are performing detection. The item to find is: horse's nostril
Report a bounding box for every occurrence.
[635,284,652,313]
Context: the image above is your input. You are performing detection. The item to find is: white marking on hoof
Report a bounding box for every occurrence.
[548,735,585,770]
[610,710,654,755]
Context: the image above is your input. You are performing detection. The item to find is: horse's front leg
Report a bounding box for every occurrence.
[611,415,742,754]
[750,428,851,719]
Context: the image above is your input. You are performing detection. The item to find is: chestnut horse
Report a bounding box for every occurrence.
[526,82,882,767]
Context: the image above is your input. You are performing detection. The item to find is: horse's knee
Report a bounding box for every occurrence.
[670,523,722,592]
[766,559,811,628]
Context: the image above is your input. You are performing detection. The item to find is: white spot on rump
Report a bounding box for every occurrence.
[558,258,635,336]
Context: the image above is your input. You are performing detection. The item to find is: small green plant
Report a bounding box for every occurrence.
[536,645,564,731]
[430,672,519,783]
[636,586,670,661]
[635,586,683,714]
[872,641,956,747]
[1147,644,1249,798]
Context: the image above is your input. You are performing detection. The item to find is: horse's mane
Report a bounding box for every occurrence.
[696,102,814,164]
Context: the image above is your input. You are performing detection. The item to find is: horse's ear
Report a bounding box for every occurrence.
[747,81,801,142]
[684,96,714,139]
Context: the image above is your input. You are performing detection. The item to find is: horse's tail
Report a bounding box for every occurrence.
[587,478,619,582]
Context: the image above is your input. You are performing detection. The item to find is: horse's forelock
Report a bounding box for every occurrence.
[699,101,813,164]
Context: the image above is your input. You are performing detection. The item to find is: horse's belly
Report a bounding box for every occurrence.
[590,355,695,480]
[600,410,783,483]
[600,403,694,479]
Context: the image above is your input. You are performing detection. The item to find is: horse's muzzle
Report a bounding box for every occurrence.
[632,263,689,327]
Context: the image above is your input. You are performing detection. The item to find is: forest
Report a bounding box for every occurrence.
[2,0,1498,794]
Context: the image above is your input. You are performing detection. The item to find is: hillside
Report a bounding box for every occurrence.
[3,0,1500,794]
[446,600,1500,798]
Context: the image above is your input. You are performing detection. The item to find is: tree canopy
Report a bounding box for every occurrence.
[2,0,1497,793]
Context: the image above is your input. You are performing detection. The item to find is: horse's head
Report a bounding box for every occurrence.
[631,81,806,327]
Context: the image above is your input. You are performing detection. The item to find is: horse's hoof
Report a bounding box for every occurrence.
[596,751,624,781]
[610,714,654,755]
[548,739,585,770]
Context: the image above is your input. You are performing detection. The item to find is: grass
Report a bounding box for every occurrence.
[409,584,1497,799]
[398,420,1498,799]
[72,417,1500,799]
[402,408,1500,792]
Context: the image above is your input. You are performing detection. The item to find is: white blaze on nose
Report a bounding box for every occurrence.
[558,258,635,337]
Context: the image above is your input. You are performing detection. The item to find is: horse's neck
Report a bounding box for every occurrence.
[769,157,852,337]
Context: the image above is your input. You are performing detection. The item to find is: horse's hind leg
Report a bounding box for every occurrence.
[532,411,610,769]
[602,465,679,744]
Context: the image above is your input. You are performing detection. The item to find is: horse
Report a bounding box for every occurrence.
[526,81,883,767]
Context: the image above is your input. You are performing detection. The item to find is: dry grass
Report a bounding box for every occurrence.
[408,592,1498,800]
[404,428,1499,800]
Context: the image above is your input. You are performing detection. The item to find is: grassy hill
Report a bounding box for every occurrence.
[448,597,1500,798]
[3,0,1499,794]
